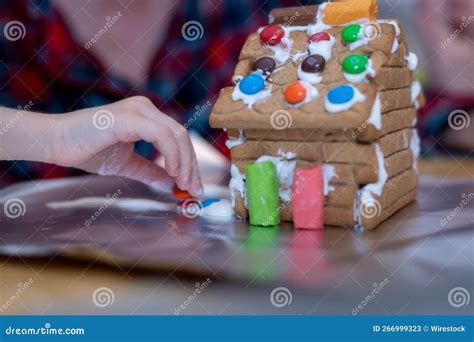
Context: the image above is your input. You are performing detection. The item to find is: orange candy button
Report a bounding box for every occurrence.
[285,82,307,104]
[172,184,192,200]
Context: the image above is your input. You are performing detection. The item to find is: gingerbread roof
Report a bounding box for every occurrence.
[210,6,423,135]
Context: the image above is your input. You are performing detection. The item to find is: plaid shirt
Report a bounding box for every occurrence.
[0,0,320,187]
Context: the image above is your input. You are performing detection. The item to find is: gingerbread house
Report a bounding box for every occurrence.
[209,1,424,230]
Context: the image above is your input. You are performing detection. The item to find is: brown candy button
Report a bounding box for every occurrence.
[301,54,326,73]
[252,57,276,75]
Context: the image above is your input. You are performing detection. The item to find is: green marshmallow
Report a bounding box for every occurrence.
[342,54,369,74]
[245,161,280,227]
[341,24,362,43]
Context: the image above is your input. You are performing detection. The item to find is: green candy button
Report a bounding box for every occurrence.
[342,54,369,74]
[341,24,362,43]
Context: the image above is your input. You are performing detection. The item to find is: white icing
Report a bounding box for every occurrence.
[288,81,319,108]
[391,38,399,53]
[324,85,366,113]
[406,52,418,71]
[277,148,297,160]
[348,24,374,51]
[229,164,247,208]
[322,164,337,196]
[202,199,234,218]
[367,93,382,130]
[255,155,296,203]
[260,3,331,65]
[411,81,422,109]
[232,75,243,85]
[225,129,246,149]
[232,82,272,108]
[379,20,401,54]
[308,35,335,61]
[291,50,308,62]
[380,19,401,36]
[297,65,323,85]
[343,59,376,84]
[354,144,388,228]
[47,197,176,212]
[410,129,421,172]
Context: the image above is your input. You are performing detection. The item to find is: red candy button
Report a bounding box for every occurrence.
[260,25,285,46]
[307,32,331,44]
[285,82,307,104]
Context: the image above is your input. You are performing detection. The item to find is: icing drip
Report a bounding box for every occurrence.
[325,86,366,113]
[367,93,382,130]
[354,144,388,228]
[379,20,401,54]
[225,129,246,149]
[410,129,421,172]
[308,35,335,61]
[411,81,422,109]
[322,164,337,196]
[229,164,247,208]
[232,82,272,108]
[391,38,399,53]
[406,52,418,71]
[277,148,297,160]
[343,59,376,84]
[255,155,296,203]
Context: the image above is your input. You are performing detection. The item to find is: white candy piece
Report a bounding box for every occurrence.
[202,199,234,218]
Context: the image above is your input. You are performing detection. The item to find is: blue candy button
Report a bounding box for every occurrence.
[327,85,354,104]
[239,74,265,95]
[201,198,221,208]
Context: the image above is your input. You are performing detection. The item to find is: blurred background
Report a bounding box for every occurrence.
[0,0,472,185]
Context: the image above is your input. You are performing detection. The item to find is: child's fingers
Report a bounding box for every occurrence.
[115,152,174,193]
[132,98,202,196]
[115,115,181,178]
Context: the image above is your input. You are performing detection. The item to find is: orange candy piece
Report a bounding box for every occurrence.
[285,82,307,104]
[322,0,378,25]
[172,184,193,200]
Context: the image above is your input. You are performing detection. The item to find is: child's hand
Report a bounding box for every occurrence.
[50,96,202,196]
[0,96,201,196]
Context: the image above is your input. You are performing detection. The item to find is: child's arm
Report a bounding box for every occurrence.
[0,96,202,196]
